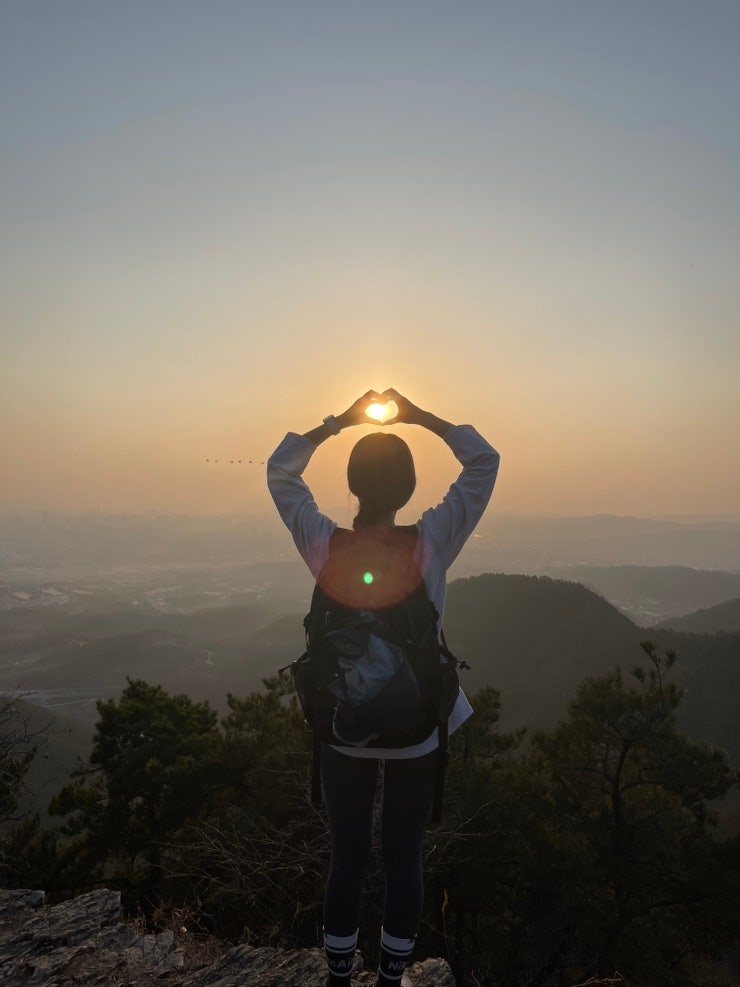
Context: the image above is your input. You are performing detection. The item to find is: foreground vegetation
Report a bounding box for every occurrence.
[2,643,739,987]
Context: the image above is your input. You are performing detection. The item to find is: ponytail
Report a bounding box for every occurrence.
[353,499,384,529]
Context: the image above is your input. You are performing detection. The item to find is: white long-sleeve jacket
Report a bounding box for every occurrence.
[267,424,500,758]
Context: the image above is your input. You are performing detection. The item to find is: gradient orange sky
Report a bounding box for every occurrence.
[2,2,739,518]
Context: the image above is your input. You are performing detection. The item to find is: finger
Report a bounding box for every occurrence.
[359,389,382,404]
[380,389,405,420]
[344,391,380,416]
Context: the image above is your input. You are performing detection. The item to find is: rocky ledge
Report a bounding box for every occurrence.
[0,889,455,986]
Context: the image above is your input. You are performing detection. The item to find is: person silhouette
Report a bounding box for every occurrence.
[267,388,500,987]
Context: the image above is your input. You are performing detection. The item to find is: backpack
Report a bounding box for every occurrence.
[282,525,467,821]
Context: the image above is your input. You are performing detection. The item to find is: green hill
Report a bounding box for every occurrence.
[444,573,643,729]
[649,627,740,765]
[441,573,740,775]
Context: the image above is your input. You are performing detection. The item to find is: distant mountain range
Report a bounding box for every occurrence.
[2,570,739,815]
[460,513,740,574]
[658,596,740,633]
[538,564,740,625]
[4,512,740,579]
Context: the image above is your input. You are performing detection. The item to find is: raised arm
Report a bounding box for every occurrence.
[302,390,383,446]
[380,388,455,437]
[266,390,382,575]
[380,388,500,568]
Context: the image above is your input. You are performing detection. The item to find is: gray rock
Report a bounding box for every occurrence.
[0,889,455,986]
[0,888,183,985]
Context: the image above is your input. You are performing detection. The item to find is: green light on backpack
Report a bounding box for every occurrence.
[363,571,374,585]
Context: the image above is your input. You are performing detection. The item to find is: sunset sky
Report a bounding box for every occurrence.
[2,1,739,519]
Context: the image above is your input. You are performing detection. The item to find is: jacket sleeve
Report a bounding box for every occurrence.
[266,433,336,578]
[418,425,500,570]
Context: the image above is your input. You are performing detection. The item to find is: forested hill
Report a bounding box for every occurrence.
[443,573,740,771]
[445,573,642,728]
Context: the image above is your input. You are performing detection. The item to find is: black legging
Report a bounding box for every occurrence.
[321,743,438,939]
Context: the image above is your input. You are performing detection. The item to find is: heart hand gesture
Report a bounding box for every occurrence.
[371,388,423,427]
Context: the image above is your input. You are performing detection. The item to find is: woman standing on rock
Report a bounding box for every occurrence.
[267,388,500,987]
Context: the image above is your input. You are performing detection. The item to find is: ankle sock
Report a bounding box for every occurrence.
[376,926,415,984]
[324,928,358,986]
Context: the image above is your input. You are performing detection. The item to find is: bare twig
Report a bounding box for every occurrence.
[569,973,630,987]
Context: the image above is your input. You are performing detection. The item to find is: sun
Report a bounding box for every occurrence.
[365,400,398,424]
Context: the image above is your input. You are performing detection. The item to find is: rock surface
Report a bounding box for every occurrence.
[0,889,456,986]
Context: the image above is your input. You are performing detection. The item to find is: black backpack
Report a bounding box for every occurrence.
[282,525,467,821]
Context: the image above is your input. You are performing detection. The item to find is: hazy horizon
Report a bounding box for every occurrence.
[3,2,739,518]
[5,510,740,585]
[3,507,740,524]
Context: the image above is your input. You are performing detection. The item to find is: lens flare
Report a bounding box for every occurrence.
[317,527,422,609]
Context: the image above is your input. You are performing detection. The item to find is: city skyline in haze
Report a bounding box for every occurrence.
[3,2,739,518]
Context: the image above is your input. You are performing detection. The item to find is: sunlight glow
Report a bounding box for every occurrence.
[366,401,398,424]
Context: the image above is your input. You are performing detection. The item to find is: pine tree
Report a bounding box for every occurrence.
[49,678,223,896]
